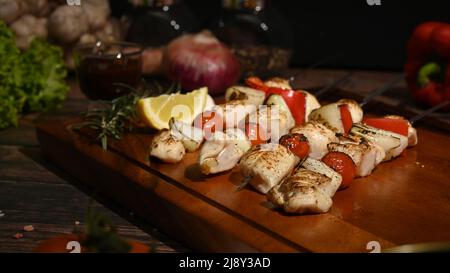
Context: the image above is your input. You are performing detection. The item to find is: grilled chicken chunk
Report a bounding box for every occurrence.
[246,105,295,143]
[301,158,342,196]
[268,158,342,214]
[199,129,251,175]
[239,143,299,194]
[149,129,185,163]
[213,100,256,129]
[328,134,385,177]
[290,121,338,159]
[169,118,204,152]
[268,169,333,214]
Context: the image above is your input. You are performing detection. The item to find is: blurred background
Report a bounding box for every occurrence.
[110,0,449,70]
[3,0,448,74]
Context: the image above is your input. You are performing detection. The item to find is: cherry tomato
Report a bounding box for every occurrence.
[339,104,353,134]
[245,122,269,146]
[322,152,356,189]
[362,117,409,136]
[193,111,223,140]
[279,133,310,159]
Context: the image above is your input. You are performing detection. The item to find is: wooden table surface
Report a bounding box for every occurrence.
[0,83,189,253]
[1,69,448,253]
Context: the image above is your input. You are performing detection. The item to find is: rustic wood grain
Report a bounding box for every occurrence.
[36,92,450,252]
[0,142,187,253]
[0,80,188,253]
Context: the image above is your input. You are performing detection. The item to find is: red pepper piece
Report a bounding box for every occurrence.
[339,104,353,134]
[245,77,269,92]
[245,77,307,125]
[362,117,409,136]
[266,87,306,125]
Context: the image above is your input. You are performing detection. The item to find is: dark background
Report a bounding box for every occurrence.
[111,0,449,70]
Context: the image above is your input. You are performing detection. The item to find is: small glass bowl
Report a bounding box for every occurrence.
[74,41,143,100]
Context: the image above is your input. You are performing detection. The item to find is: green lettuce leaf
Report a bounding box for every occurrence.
[0,21,68,129]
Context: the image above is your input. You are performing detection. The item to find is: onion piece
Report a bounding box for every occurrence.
[169,118,204,152]
[165,31,241,96]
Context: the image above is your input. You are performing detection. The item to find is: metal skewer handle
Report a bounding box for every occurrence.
[359,74,404,107]
[409,100,450,125]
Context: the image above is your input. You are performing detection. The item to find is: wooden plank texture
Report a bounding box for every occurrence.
[0,80,188,253]
[35,106,450,252]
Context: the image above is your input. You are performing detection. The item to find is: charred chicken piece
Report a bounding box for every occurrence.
[290,121,338,160]
[239,143,299,194]
[268,158,342,214]
[149,129,185,163]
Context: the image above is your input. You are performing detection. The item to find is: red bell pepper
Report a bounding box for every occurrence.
[362,117,409,136]
[405,22,450,111]
[339,104,353,134]
[245,77,307,124]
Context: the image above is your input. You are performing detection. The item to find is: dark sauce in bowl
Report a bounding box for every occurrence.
[74,42,143,100]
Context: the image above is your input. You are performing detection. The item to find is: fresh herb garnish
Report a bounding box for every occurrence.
[77,207,132,253]
[74,82,180,150]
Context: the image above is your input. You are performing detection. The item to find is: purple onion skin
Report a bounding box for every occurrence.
[166,33,241,96]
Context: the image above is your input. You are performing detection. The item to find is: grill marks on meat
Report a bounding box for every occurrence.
[268,158,342,214]
[327,134,385,177]
[149,129,185,163]
[239,144,299,194]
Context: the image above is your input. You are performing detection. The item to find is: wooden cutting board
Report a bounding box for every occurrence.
[35,114,450,253]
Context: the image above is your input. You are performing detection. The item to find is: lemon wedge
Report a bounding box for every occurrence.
[137,87,208,130]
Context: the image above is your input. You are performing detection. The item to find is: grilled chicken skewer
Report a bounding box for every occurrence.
[328,134,385,177]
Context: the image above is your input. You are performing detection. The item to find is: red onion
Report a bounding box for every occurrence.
[165,31,241,96]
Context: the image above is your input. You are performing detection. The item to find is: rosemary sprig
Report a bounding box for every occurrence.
[74,81,180,150]
[81,206,132,253]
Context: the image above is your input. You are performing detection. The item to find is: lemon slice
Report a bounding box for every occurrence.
[137,87,208,130]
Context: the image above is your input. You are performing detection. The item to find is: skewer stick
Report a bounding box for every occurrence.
[409,100,450,125]
[359,74,404,107]
[289,54,341,87]
[314,72,353,98]
[235,175,252,192]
